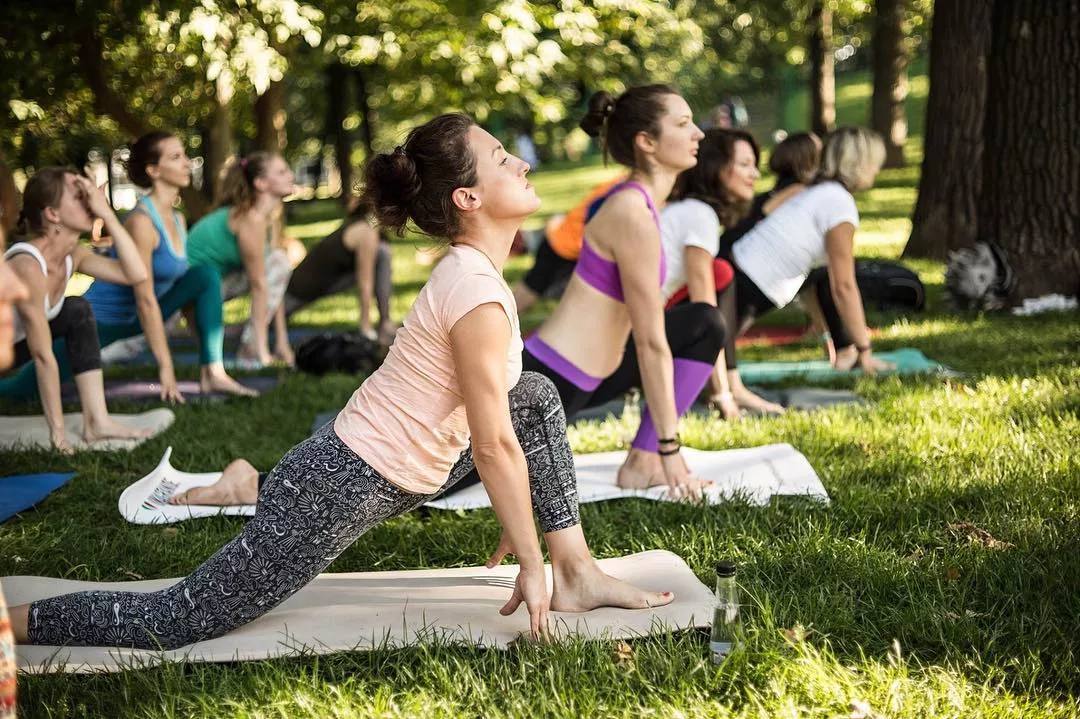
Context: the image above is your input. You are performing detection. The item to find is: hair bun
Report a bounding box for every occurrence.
[579,91,616,138]
[362,146,423,235]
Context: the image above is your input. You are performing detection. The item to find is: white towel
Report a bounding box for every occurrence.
[0,409,174,451]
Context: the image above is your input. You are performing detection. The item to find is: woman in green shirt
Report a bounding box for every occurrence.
[187,152,295,367]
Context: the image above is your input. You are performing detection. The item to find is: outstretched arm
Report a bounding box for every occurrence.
[451,302,548,638]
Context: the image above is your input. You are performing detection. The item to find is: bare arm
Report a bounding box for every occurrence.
[684,246,717,305]
[124,212,182,402]
[10,260,66,448]
[345,222,379,332]
[70,178,147,286]
[450,302,548,637]
[236,213,271,359]
[607,198,679,447]
[824,222,871,350]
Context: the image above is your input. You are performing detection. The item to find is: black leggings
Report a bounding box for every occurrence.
[8,297,102,378]
[716,264,853,370]
[442,302,724,497]
[522,236,576,298]
[284,242,392,326]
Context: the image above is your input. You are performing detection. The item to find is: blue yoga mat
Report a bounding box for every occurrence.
[738,348,951,385]
[0,472,76,523]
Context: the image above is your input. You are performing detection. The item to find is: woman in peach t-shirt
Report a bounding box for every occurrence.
[12,113,674,650]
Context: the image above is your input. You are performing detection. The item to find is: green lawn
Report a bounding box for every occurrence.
[4,86,1080,716]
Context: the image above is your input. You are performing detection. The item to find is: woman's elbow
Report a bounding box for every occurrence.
[471,434,520,466]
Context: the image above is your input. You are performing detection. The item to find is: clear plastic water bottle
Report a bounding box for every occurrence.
[710,561,741,663]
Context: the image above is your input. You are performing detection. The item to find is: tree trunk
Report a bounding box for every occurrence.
[205,73,234,209]
[871,0,910,167]
[326,64,352,204]
[0,151,19,239]
[809,0,836,137]
[354,66,376,159]
[75,26,209,218]
[903,0,993,260]
[254,79,287,155]
[977,0,1080,301]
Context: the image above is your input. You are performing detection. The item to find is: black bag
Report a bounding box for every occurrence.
[295,332,382,376]
[854,260,926,311]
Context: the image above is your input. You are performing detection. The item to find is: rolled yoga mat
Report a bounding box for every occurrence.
[61,376,279,404]
[0,409,174,452]
[6,549,714,674]
[119,444,827,525]
[0,472,76,523]
[737,348,952,385]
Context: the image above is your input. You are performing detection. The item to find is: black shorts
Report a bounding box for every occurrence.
[523,237,576,297]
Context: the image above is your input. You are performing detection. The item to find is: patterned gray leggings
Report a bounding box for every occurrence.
[28,372,579,650]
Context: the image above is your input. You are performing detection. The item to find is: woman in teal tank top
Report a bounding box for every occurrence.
[187,151,296,367]
[88,132,255,399]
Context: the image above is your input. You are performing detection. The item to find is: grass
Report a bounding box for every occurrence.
[4,68,1080,718]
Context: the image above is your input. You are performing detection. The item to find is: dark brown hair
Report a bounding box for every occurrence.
[216,151,276,211]
[579,84,679,168]
[670,129,759,227]
[15,166,77,238]
[361,113,478,239]
[769,132,820,185]
[127,131,176,188]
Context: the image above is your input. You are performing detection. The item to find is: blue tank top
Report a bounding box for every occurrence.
[84,196,189,325]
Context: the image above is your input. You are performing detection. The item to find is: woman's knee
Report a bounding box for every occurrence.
[187,264,221,294]
[62,296,97,328]
[511,371,567,426]
[686,302,727,350]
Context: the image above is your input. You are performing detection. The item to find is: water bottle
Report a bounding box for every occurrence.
[710,561,741,663]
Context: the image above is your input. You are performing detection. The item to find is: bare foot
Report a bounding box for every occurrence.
[550,560,675,613]
[170,459,260,506]
[615,449,711,495]
[82,416,154,444]
[200,369,259,398]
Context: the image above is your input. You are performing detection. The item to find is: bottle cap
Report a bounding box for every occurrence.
[715,561,736,578]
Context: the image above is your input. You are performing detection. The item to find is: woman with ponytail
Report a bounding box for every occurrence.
[14,112,673,651]
[83,131,256,399]
[186,151,295,367]
[0,169,153,451]
[507,85,724,496]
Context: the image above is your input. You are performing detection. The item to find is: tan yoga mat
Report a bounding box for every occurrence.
[6,550,713,674]
[0,409,174,451]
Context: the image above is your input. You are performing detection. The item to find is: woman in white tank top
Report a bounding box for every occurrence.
[1,168,154,452]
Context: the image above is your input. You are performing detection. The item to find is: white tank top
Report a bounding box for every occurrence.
[3,242,75,343]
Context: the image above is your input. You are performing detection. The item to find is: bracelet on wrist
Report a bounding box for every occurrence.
[657,435,680,446]
[658,446,681,456]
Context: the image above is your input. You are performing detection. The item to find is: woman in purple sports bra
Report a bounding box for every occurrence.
[522,85,726,495]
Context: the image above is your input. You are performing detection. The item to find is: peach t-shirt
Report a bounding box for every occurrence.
[334,244,523,494]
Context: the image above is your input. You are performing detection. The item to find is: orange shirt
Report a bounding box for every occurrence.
[546,176,626,261]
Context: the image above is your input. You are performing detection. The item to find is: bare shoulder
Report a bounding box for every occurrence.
[587,188,657,249]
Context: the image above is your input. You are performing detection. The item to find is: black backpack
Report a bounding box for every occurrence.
[854,260,926,312]
[295,332,383,376]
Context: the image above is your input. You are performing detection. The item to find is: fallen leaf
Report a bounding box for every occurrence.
[161,527,179,538]
[849,698,884,719]
[947,522,1015,550]
[781,623,812,644]
[945,565,961,581]
[613,640,635,668]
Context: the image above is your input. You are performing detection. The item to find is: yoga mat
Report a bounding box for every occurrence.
[571,387,864,423]
[0,409,174,452]
[7,550,713,674]
[120,444,827,525]
[738,348,951,385]
[61,376,278,404]
[0,472,76,523]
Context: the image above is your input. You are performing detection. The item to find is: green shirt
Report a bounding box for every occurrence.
[187,206,241,275]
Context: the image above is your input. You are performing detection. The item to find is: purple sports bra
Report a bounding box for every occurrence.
[573,181,666,302]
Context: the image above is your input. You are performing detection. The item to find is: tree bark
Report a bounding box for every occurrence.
[978,0,1080,300]
[353,66,376,159]
[871,0,910,167]
[74,26,209,219]
[205,74,234,209]
[326,64,352,204]
[254,79,287,155]
[903,0,993,260]
[0,151,19,239]
[809,0,836,137]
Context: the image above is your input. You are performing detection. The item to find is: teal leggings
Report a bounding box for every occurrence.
[0,265,225,401]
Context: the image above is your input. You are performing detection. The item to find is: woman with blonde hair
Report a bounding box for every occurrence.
[722,126,893,376]
[186,151,296,367]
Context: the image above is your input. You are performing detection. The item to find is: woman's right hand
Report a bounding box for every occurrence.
[73,176,115,221]
[158,366,186,404]
[858,351,895,375]
[659,450,703,499]
[500,565,550,640]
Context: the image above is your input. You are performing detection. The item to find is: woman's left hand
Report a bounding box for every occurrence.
[73,175,115,221]
[158,366,186,404]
